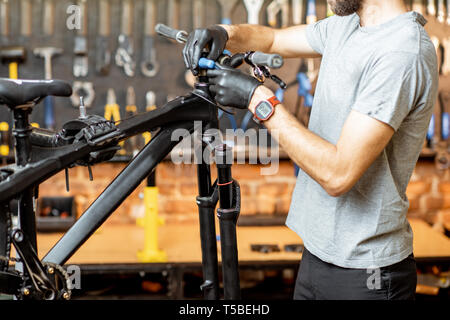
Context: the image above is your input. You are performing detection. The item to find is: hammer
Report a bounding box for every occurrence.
[33,47,63,129]
[0,46,26,79]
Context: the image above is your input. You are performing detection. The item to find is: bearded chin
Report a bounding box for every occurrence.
[330,0,362,16]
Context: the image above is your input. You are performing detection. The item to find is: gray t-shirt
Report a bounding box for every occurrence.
[286,12,439,269]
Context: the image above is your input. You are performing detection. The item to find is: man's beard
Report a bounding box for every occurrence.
[328,0,363,16]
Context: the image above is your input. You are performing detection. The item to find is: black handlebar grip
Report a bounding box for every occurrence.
[250,52,284,69]
[155,23,188,43]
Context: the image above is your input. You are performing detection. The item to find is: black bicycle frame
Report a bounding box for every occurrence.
[0,85,241,299]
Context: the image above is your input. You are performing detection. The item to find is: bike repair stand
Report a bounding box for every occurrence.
[137,171,167,263]
[194,79,241,300]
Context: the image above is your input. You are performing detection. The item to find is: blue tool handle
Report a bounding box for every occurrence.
[275,88,285,103]
[427,114,435,141]
[442,113,449,140]
[221,18,232,25]
[44,96,55,129]
[198,57,217,70]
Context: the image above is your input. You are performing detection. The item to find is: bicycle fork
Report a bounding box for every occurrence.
[196,125,241,300]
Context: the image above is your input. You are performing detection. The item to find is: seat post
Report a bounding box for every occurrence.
[12,108,33,167]
[12,107,38,250]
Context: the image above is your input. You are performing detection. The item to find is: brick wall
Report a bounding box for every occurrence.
[37,160,450,233]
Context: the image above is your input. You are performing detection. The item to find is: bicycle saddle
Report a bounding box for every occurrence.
[0,78,72,109]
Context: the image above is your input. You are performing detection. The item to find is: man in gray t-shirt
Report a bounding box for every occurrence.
[183,0,438,299]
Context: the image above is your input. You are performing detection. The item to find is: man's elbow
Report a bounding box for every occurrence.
[323,174,355,198]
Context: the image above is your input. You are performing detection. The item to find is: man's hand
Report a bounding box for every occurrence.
[207,68,262,109]
[183,26,229,75]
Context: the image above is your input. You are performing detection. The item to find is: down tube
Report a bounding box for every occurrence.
[43,122,195,265]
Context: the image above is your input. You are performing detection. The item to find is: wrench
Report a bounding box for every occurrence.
[141,0,159,77]
[442,37,450,76]
[73,0,88,77]
[218,0,238,25]
[115,0,135,77]
[305,0,318,82]
[427,0,436,16]
[43,0,54,36]
[306,0,317,25]
[243,0,265,25]
[267,0,289,28]
[447,0,450,25]
[193,0,206,29]
[70,81,95,108]
[437,0,445,23]
[96,0,111,75]
[20,0,32,37]
[167,0,180,30]
[292,0,304,25]
[0,0,9,43]
[412,0,425,15]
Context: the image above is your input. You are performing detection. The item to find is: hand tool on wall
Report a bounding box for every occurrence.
[437,0,446,23]
[0,0,9,44]
[123,86,140,156]
[0,122,10,165]
[142,91,156,145]
[167,0,180,30]
[193,0,206,29]
[327,1,334,17]
[34,47,63,129]
[427,0,437,16]
[292,0,304,25]
[0,46,26,79]
[70,81,95,108]
[20,0,32,38]
[96,0,111,75]
[104,88,125,154]
[306,0,317,25]
[447,0,450,25]
[218,0,238,25]
[184,0,206,86]
[141,0,159,77]
[267,0,290,28]
[243,0,265,25]
[443,37,450,76]
[305,0,318,82]
[435,92,450,170]
[73,0,88,77]
[412,0,425,15]
[43,0,55,37]
[115,0,135,77]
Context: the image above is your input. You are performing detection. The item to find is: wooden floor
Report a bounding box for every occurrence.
[34,218,450,265]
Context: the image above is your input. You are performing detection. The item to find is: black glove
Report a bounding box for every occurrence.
[206,68,262,109]
[183,25,229,75]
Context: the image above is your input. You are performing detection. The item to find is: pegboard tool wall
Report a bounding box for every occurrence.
[0,0,327,130]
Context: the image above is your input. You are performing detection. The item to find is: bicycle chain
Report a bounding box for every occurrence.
[42,262,72,300]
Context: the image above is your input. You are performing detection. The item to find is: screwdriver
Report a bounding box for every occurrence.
[123,86,141,156]
[104,88,125,155]
[143,91,157,144]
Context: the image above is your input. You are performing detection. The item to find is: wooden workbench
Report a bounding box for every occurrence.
[36,218,450,265]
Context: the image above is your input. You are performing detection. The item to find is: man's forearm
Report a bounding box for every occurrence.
[221,24,276,54]
[249,87,342,196]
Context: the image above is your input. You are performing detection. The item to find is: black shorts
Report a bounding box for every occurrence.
[294,248,417,300]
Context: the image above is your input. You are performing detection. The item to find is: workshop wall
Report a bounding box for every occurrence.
[37,160,297,223]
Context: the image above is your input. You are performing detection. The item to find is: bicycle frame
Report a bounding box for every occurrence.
[0,84,241,300]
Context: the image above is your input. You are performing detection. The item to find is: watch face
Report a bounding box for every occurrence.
[256,101,273,120]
